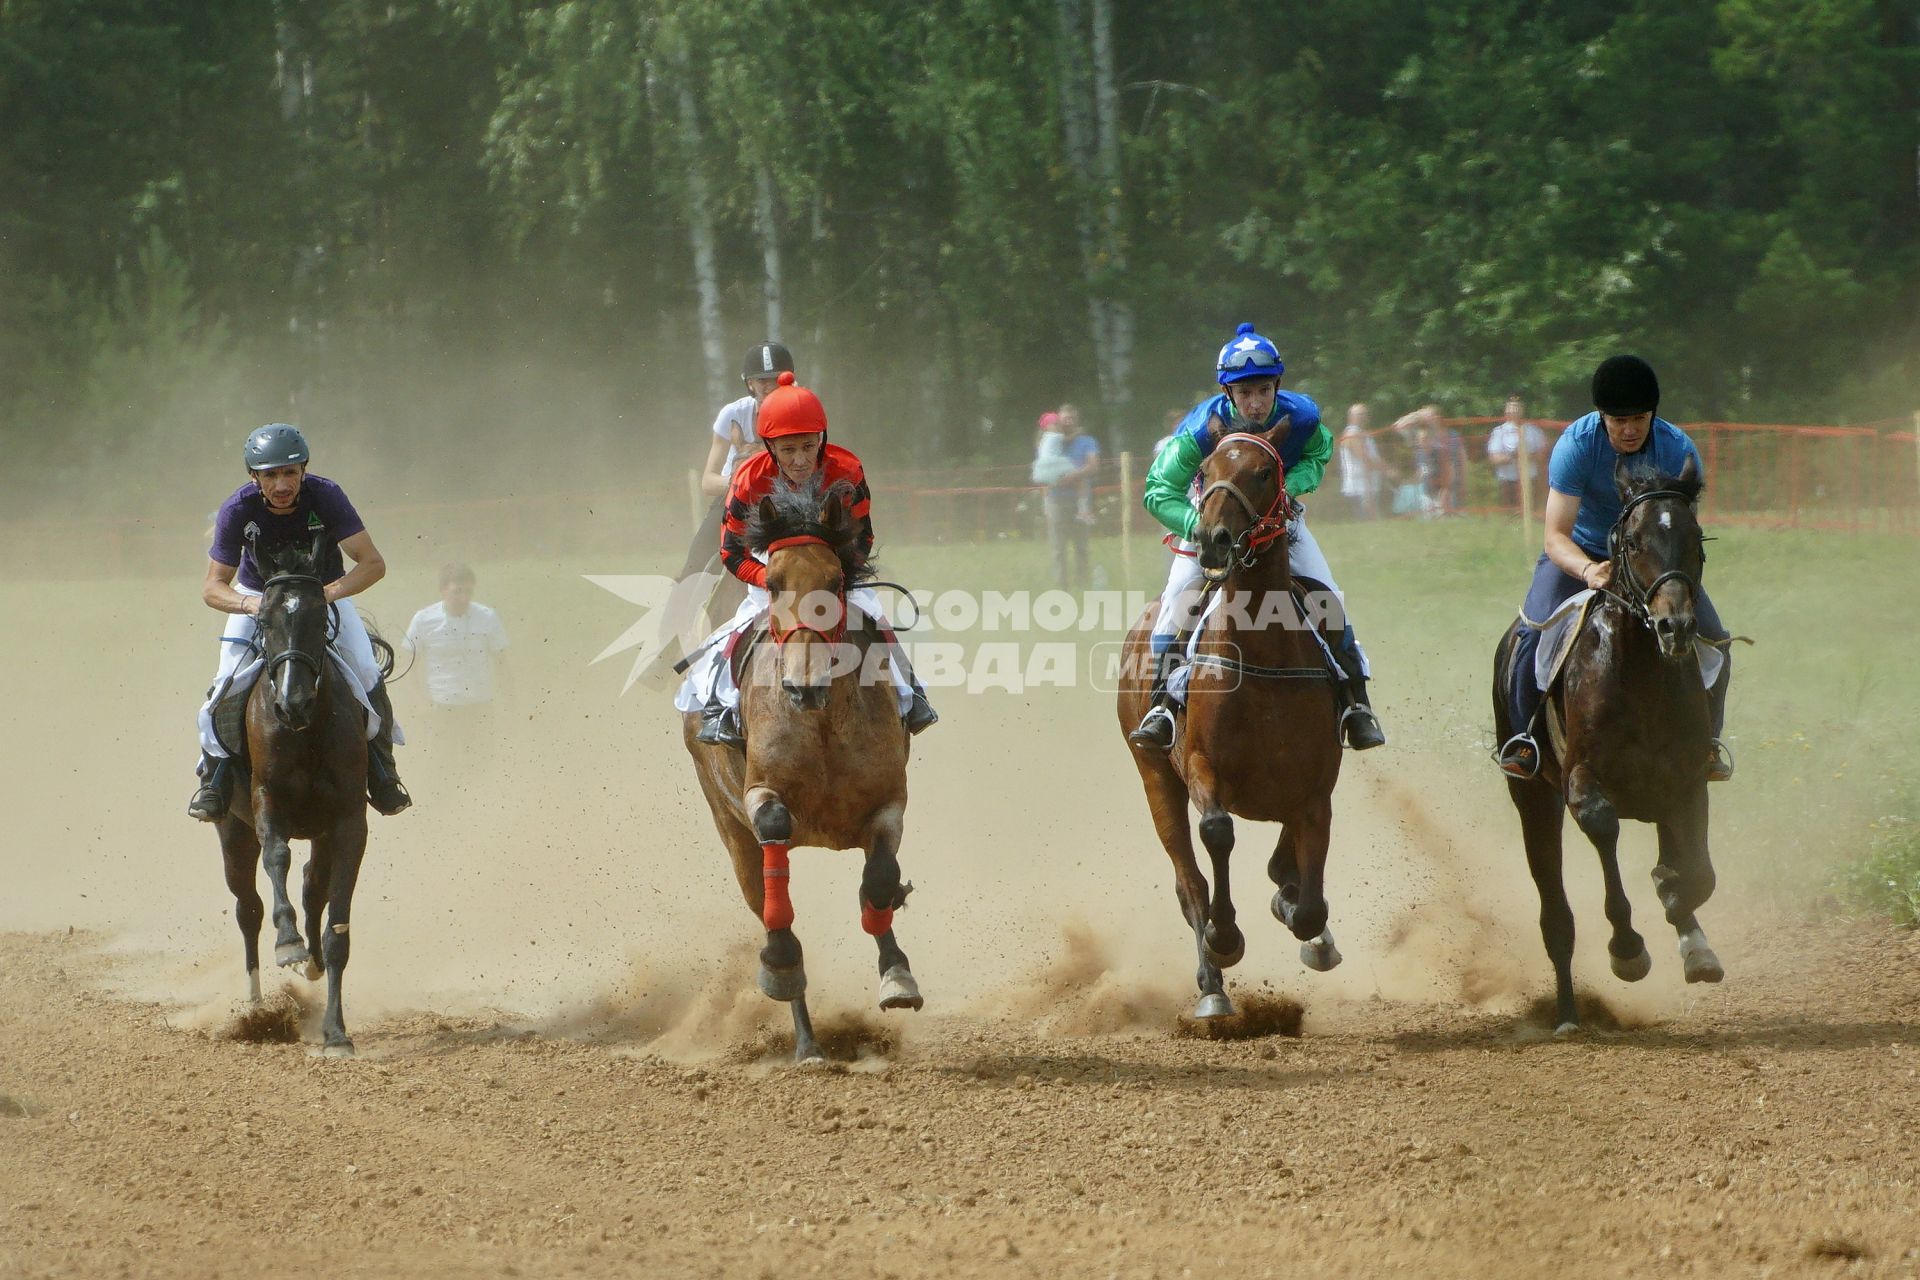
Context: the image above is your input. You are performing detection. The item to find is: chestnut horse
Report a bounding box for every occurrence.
[684,478,921,1063]
[1492,458,1724,1034]
[1117,423,1347,1020]
[214,533,373,1057]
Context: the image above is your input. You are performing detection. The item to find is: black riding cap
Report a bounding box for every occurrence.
[742,341,795,381]
[1591,355,1660,417]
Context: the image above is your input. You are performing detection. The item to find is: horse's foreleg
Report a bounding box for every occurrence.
[317,818,367,1058]
[218,820,265,1004]
[861,807,922,1012]
[1567,764,1649,983]
[1132,754,1225,1018]
[256,804,305,970]
[1517,772,1576,1033]
[745,790,817,1061]
[1655,791,1722,985]
[1185,763,1241,1016]
[300,843,329,983]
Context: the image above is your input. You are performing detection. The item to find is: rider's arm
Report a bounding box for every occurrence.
[719,472,768,589]
[1284,423,1334,496]
[326,530,387,603]
[698,432,734,499]
[1543,490,1609,589]
[202,559,259,616]
[1142,431,1204,541]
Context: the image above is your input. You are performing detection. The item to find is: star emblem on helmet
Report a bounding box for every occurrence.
[1234,337,1263,354]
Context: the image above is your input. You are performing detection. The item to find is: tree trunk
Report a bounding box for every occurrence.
[665,58,729,408]
[754,167,784,342]
[1055,0,1110,405]
[1089,0,1133,427]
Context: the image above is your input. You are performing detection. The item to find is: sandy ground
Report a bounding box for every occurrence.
[4,564,1919,1277]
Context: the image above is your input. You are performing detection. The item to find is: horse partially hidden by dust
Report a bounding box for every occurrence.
[683,478,922,1063]
[214,533,374,1057]
[1117,424,1348,1021]
[1493,458,1726,1034]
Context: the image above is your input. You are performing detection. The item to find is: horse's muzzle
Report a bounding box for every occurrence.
[1651,613,1696,662]
[1197,523,1235,582]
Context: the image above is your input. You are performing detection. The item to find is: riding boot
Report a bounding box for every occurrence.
[695,697,746,748]
[1706,652,1733,782]
[365,683,412,816]
[187,751,229,822]
[1498,627,1545,778]
[1330,626,1386,751]
[893,653,938,736]
[1128,644,1183,751]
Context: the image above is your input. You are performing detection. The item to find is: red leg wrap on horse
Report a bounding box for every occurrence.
[761,844,793,931]
[861,904,894,936]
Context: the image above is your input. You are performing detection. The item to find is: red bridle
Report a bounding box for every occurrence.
[764,535,848,644]
[1197,432,1292,563]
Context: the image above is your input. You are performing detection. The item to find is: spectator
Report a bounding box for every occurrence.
[1486,395,1549,511]
[1337,402,1382,520]
[1030,410,1071,484]
[1390,405,1447,516]
[403,563,512,747]
[1044,404,1100,589]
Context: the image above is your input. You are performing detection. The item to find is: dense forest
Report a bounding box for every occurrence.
[2,0,1915,506]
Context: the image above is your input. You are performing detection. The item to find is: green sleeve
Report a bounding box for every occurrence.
[1143,432,1204,542]
[1285,423,1334,496]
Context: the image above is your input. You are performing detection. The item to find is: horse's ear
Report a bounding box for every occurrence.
[309,529,327,568]
[1265,414,1292,448]
[1614,456,1637,501]
[821,492,847,531]
[757,495,778,526]
[1678,453,1699,486]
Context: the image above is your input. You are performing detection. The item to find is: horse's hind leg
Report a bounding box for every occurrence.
[314,819,368,1058]
[1143,760,1230,1020]
[1268,826,1341,972]
[1567,764,1649,983]
[1655,793,1722,984]
[861,806,922,1012]
[218,819,265,1004]
[745,790,821,1063]
[1513,775,1577,1033]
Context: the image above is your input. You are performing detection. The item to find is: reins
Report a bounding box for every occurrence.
[1196,432,1293,572]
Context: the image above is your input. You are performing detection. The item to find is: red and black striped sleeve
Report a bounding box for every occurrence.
[831,450,875,564]
[719,459,769,589]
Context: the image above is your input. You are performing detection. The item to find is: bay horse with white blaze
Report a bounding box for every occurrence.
[214,533,373,1057]
[1493,458,1725,1034]
[684,477,922,1063]
[1118,422,1347,1020]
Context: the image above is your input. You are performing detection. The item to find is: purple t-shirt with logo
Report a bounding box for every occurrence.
[209,475,366,590]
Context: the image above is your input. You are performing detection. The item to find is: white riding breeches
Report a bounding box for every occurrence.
[673,583,915,716]
[197,588,396,756]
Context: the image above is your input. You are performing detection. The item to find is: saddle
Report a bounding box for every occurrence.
[1181,575,1344,677]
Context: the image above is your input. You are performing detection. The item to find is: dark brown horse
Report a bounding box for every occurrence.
[684,478,920,1063]
[1117,423,1347,1019]
[215,533,372,1057]
[1493,458,1723,1034]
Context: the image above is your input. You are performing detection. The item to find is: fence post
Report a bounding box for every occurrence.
[686,469,705,532]
[1118,451,1135,592]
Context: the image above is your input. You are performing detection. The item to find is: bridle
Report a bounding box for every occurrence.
[763,536,848,645]
[1605,488,1704,622]
[1196,432,1293,573]
[259,570,328,719]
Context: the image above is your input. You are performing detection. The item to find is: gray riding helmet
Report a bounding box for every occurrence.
[244,423,311,471]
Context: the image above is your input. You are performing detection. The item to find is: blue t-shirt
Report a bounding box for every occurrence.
[1055,432,1100,483]
[210,475,366,591]
[1175,390,1323,471]
[1549,412,1703,557]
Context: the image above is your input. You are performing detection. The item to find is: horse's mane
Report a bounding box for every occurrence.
[1623,467,1705,506]
[743,475,876,585]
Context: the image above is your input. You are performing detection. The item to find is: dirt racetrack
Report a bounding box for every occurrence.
[4,561,1920,1278]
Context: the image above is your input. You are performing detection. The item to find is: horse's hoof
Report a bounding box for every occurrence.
[1610,945,1653,983]
[274,940,307,969]
[1300,937,1343,972]
[317,1040,355,1060]
[302,959,323,982]
[1192,992,1235,1020]
[1270,890,1293,926]
[1204,927,1246,970]
[793,1046,828,1066]
[877,964,924,1012]
[1553,1021,1581,1039]
[1682,948,1724,984]
[758,964,807,1003]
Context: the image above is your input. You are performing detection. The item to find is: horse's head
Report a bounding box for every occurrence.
[1195,420,1291,582]
[1610,454,1706,661]
[253,530,331,730]
[746,476,873,711]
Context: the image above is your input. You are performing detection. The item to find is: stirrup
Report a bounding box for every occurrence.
[904,692,939,736]
[369,779,412,816]
[1707,738,1734,783]
[1128,704,1177,751]
[187,783,227,822]
[1339,703,1386,751]
[1496,733,1541,780]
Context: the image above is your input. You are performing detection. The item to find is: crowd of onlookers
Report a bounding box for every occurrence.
[1336,396,1552,520]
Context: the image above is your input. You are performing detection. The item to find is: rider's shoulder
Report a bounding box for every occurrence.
[821,441,866,480]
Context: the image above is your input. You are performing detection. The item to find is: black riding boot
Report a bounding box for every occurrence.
[1331,629,1386,751]
[187,751,229,822]
[1127,646,1182,751]
[694,697,746,748]
[365,683,412,815]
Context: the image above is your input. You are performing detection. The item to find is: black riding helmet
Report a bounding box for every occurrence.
[1591,355,1659,418]
[244,423,310,471]
[742,340,795,385]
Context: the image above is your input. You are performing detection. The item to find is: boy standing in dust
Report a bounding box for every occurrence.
[404,563,511,753]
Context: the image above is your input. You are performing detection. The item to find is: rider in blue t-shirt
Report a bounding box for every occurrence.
[1496,356,1732,781]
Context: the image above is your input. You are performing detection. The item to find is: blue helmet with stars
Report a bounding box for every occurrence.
[1215,322,1285,386]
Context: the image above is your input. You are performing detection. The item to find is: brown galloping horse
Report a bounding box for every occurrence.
[1118,423,1347,1020]
[1493,458,1724,1034]
[684,477,921,1063]
[215,533,373,1057]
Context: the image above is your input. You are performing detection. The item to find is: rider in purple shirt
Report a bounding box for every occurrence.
[189,424,412,820]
